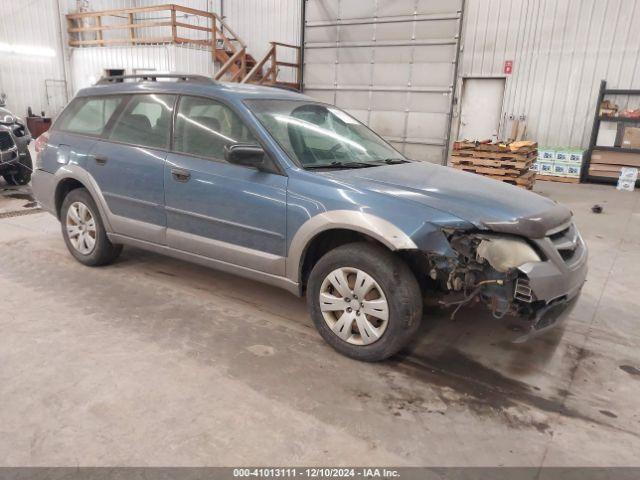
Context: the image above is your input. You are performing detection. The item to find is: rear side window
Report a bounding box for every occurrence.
[174,96,257,159]
[56,96,122,136]
[109,94,176,149]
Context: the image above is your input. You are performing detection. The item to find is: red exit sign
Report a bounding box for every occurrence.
[504,60,513,75]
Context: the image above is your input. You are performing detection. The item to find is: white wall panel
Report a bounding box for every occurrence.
[224,0,302,82]
[70,45,173,90]
[70,43,212,92]
[172,45,215,77]
[0,0,67,117]
[63,0,300,84]
[1,0,299,118]
[459,0,640,149]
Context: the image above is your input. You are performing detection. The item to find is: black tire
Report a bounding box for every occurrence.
[3,151,32,186]
[307,242,423,362]
[60,188,122,266]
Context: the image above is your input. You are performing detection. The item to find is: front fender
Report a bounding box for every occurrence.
[285,210,418,282]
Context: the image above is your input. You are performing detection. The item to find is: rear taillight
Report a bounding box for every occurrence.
[34,131,49,154]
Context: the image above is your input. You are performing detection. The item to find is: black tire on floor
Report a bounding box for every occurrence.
[60,188,123,266]
[307,242,423,362]
[3,151,33,186]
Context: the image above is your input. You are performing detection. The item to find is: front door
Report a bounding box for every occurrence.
[164,95,287,275]
[458,78,506,141]
[88,93,176,244]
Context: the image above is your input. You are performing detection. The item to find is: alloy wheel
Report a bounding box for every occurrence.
[65,201,97,255]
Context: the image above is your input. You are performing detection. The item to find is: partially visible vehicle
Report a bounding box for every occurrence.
[0,103,33,185]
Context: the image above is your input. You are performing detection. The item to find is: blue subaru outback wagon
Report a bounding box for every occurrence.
[32,75,587,361]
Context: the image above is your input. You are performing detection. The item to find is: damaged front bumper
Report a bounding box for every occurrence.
[512,221,588,341]
[512,292,580,343]
[432,217,588,342]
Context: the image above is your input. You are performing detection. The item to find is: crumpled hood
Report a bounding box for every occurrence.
[322,162,572,238]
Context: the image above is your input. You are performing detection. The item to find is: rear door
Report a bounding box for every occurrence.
[164,95,287,275]
[87,93,176,244]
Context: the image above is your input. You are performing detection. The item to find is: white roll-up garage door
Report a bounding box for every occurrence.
[302,0,464,164]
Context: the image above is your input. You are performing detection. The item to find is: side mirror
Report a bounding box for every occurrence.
[224,143,266,170]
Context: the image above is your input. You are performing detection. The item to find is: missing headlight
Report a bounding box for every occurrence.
[476,235,541,272]
[429,231,542,321]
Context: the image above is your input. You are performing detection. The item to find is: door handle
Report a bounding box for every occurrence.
[93,154,108,165]
[171,168,191,182]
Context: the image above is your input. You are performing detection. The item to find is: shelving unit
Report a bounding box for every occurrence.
[581,80,640,185]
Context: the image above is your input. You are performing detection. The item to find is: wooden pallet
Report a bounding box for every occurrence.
[487,171,537,189]
[451,155,533,171]
[453,165,535,189]
[476,144,537,155]
[451,149,537,162]
[453,140,537,154]
[536,174,580,183]
[454,165,525,177]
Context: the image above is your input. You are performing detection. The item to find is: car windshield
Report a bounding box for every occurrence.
[245,99,407,169]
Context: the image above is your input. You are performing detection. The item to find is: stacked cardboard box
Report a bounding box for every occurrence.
[532,148,583,183]
[451,141,537,189]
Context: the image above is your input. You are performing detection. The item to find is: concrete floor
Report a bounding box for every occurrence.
[0,178,639,467]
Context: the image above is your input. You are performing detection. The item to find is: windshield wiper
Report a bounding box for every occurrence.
[379,158,410,165]
[305,161,378,169]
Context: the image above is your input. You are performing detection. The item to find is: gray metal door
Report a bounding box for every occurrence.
[302,0,464,165]
[459,78,506,141]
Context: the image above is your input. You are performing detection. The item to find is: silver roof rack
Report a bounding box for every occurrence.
[95,74,215,85]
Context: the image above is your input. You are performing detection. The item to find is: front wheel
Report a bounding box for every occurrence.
[307,242,423,362]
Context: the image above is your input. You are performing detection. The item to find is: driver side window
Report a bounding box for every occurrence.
[173,96,257,160]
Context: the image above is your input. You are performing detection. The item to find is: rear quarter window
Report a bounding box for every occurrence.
[56,96,123,136]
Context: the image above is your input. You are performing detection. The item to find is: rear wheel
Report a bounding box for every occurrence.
[307,242,422,362]
[2,151,32,186]
[60,188,122,266]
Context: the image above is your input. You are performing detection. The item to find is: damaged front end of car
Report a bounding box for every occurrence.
[413,217,588,342]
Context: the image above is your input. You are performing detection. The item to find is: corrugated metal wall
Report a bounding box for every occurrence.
[459,0,640,149]
[0,0,67,117]
[70,45,215,91]
[0,0,301,119]
[7,0,638,151]
[224,0,302,74]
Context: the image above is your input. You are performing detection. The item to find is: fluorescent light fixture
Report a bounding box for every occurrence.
[0,42,56,58]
